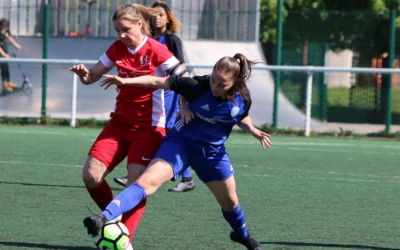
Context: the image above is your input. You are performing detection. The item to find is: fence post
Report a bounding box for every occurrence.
[320,43,329,121]
[70,74,78,127]
[41,0,50,120]
[273,0,283,128]
[385,9,396,133]
[304,71,313,137]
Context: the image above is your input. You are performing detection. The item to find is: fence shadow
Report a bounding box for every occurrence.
[0,241,93,250]
[0,180,122,191]
[263,241,400,250]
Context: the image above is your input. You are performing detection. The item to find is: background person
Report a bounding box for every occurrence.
[85,53,271,250]
[0,18,22,93]
[69,3,188,245]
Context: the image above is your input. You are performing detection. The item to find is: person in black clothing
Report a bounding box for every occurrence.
[114,1,196,192]
[0,18,22,93]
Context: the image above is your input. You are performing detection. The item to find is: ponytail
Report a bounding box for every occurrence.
[213,53,256,99]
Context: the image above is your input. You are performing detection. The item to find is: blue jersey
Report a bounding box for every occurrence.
[157,34,181,130]
[167,75,251,147]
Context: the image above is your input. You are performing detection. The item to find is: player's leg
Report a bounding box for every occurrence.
[206,177,263,250]
[83,122,129,210]
[82,156,113,210]
[121,127,165,241]
[84,158,174,237]
[1,63,13,92]
[104,158,174,219]
[84,133,188,238]
[194,153,263,250]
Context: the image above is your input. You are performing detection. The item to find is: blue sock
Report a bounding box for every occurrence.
[102,183,147,221]
[222,204,248,239]
[181,166,192,180]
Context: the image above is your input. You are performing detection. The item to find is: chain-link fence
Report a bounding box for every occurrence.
[271,9,400,126]
[0,0,259,41]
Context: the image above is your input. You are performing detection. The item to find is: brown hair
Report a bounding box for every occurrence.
[112,4,158,36]
[213,53,256,98]
[0,18,9,30]
[151,1,181,34]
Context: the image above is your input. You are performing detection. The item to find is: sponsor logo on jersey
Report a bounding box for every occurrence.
[201,104,210,111]
[195,112,233,124]
[140,55,151,67]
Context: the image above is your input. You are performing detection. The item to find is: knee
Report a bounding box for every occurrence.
[221,199,239,211]
[82,158,107,188]
[136,175,163,196]
[82,170,100,188]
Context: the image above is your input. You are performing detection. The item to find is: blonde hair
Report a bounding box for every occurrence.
[112,4,158,36]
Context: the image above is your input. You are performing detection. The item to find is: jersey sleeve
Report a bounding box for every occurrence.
[239,93,252,121]
[165,33,185,63]
[167,76,210,101]
[153,42,180,72]
[99,42,117,68]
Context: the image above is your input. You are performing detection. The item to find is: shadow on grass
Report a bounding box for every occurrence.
[263,241,400,250]
[0,241,93,250]
[0,180,122,191]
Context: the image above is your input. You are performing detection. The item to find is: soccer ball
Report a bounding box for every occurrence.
[94,221,132,250]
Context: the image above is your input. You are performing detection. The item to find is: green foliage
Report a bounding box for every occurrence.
[260,0,400,64]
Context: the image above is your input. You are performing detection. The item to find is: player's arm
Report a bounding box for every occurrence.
[101,74,171,89]
[69,61,110,85]
[238,116,272,149]
[0,47,9,58]
[8,36,22,50]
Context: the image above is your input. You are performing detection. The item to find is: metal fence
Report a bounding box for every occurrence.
[0,0,259,41]
[1,57,399,135]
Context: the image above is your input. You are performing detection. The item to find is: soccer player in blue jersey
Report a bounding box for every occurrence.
[84,53,271,249]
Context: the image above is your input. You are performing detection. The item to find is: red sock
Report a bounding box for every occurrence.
[86,181,113,210]
[122,199,147,241]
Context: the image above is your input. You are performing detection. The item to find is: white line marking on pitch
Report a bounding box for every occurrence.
[238,165,400,180]
[0,160,82,168]
[241,173,400,184]
[228,140,400,150]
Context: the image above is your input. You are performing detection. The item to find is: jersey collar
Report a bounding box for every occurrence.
[127,35,148,55]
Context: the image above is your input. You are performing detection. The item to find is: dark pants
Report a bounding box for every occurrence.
[1,63,10,82]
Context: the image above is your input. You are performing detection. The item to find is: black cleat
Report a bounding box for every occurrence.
[83,214,106,237]
[230,231,263,250]
[114,176,128,187]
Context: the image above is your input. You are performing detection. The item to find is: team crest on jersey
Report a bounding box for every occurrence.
[231,106,240,117]
[140,55,151,67]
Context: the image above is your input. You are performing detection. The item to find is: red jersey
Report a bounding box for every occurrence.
[99,36,179,129]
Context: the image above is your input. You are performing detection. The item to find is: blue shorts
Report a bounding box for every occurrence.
[154,134,234,183]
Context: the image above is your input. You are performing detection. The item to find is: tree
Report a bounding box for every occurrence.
[259,0,400,65]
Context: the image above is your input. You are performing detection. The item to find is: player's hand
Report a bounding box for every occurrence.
[69,64,90,83]
[253,129,272,149]
[101,74,126,90]
[178,102,194,124]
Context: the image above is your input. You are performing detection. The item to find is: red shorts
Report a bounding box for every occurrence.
[88,121,166,171]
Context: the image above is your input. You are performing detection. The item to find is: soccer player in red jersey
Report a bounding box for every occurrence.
[114,1,196,192]
[69,3,188,245]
